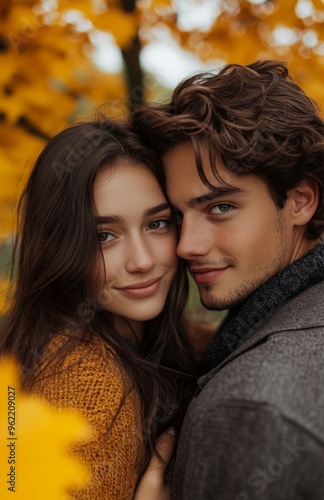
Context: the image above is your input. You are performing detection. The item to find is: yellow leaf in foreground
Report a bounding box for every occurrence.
[0,357,91,499]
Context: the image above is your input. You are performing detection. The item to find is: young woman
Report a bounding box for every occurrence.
[0,118,198,499]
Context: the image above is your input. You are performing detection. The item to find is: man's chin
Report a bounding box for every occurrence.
[199,291,246,312]
[200,296,231,312]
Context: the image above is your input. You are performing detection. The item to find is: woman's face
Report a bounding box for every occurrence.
[92,160,178,336]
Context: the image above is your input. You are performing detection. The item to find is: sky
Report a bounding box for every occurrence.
[93,30,223,87]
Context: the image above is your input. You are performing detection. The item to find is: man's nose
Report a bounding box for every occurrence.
[176,217,210,260]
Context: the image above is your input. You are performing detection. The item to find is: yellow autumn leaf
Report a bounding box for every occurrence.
[226,27,268,65]
[312,0,324,10]
[0,0,11,14]
[265,0,303,29]
[28,100,77,137]
[34,24,87,55]
[16,80,67,108]
[0,148,23,238]
[1,81,77,136]
[289,51,324,107]
[0,123,45,240]
[48,55,90,88]
[57,0,95,20]
[74,64,127,99]
[89,8,137,48]
[0,54,18,85]
[0,357,91,499]
[1,5,43,43]
[149,0,172,7]
[0,95,27,124]
[10,49,78,87]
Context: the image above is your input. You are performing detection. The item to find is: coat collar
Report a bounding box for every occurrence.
[199,268,324,389]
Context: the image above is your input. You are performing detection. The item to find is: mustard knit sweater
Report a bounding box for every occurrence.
[30,335,145,500]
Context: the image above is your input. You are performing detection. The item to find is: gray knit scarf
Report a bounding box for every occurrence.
[203,243,324,372]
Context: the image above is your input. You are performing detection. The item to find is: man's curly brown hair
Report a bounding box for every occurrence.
[132,60,324,239]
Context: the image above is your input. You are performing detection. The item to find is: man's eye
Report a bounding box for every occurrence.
[98,232,115,243]
[173,211,183,225]
[210,204,232,215]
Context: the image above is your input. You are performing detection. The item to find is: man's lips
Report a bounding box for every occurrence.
[189,267,230,284]
[116,277,163,298]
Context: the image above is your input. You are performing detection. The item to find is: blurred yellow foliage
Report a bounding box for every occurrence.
[149,0,172,8]
[0,357,91,499]
[89,8,138,47]
[164,0,324,103]
[0,123,44,239]
[3,4,41,34]
[0,1,134,245]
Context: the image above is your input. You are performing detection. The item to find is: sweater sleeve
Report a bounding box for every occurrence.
[30,337,144,500]
[172,399,324,500]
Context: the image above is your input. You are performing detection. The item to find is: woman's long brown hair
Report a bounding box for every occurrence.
[0,117,198,466]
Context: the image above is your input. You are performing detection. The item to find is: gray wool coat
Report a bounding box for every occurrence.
[172,280,324,500]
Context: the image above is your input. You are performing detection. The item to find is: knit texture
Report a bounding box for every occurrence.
[204,243,324,371]
[30,335,144,500]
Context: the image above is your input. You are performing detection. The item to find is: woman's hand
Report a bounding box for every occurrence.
[134,427,175,500]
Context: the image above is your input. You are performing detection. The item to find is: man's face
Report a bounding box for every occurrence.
[163,141,300,311]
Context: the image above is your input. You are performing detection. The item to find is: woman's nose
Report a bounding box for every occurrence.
[125,237,155,273]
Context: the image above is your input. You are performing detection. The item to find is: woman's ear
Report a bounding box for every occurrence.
[288,178,319,226]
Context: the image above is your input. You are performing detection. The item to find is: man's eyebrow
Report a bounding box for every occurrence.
[95,203,170,225]
[186,187,247,208]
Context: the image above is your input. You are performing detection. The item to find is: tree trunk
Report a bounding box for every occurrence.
[120,0,145,111]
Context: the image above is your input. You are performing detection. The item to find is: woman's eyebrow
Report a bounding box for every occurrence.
[95,203,170,225]
[144,203,170,217]
[95,215,124,224]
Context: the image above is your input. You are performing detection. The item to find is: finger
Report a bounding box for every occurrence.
[146,427,176,473]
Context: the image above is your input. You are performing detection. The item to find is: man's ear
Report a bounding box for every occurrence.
[288,178,319,226]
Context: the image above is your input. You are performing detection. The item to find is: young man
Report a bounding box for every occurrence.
[132,60,324,499]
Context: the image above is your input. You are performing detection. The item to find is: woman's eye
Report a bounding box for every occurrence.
[98,232,115,244]
[210,204,232,215]
[148,219,170,230]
